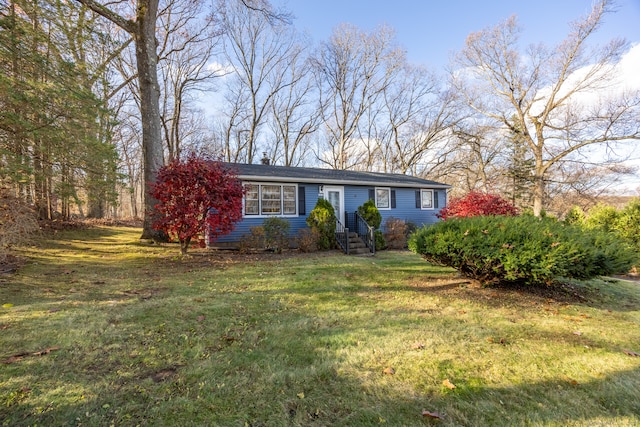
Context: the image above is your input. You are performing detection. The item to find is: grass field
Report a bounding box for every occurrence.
[1,226,639,426]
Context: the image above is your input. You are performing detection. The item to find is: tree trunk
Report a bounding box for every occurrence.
[134,0,166,241]
[180,236,191,255]
[532,173,545,217]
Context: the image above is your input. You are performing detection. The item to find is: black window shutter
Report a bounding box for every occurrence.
[298,186,306,215]
[415,190,421,208]
[434,190,439,209]
[391,190,396,208]
[368,188,375,201]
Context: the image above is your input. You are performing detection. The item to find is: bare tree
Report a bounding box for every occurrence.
[312,23,404,170]
[377,64,458,174]
[217,0,295,164]
[446,124,506,195]
[267,36,318,166]
[157,0,223,161]
[452,0,640,216]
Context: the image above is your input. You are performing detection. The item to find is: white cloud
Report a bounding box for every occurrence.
[615,42,640,91]
[206,61,235,77]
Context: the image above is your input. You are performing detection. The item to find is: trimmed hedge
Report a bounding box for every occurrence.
[408,215,637,286]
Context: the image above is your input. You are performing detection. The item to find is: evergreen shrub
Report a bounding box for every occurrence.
[408,215,637,286]
[263,217,290,253]
[306,198,336,250]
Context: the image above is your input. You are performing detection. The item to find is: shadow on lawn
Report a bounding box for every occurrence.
[418,365,640,426]
[3,329,638,426]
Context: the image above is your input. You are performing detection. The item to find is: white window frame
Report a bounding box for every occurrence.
[421,189,434,210]
[243,182,298,217]
[375,187,392,210]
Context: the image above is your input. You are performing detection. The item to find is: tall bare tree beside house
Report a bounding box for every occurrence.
[156,0,223,161]
[267,35,318,167]
[217,0,294,164]
[376,64,459,175]
[452,0,640,216]
[312,23,404,170]
[76,0,165,240]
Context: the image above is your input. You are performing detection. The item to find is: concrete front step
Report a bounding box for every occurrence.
[337,231,374,255]
[347,235,373,255]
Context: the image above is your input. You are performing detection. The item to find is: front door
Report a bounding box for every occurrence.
[324,186,344,225]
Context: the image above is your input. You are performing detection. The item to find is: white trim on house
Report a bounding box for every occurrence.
[236,174,450,189]
[375,187,392,210]
[420,189,435,210]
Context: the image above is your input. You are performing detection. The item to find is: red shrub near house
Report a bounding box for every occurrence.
[438,191,517,220]
[151,154,243,255]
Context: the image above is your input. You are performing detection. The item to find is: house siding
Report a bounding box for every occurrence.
[206,163,451,248]
[344,186,442,228]
[210,183,444,246]
[214,184,320,244]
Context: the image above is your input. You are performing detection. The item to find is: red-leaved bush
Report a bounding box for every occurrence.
[151,155,243,255]
[437,191,517,220]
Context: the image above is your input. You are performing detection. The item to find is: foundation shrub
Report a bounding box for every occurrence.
[306,199,336,250]
[239,226,266,253]
[383,217,408,249]
[296,228,319,253]
[263,217,290,253]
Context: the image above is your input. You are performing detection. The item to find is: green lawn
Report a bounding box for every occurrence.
[1,226,639,426]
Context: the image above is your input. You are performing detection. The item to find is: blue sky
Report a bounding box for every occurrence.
[269,0,640,192]
[275,0,640,70]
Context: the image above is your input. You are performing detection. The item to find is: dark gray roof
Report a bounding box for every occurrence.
[225,162,450,189]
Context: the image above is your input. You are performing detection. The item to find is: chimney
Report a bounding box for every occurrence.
[261,152,270,165]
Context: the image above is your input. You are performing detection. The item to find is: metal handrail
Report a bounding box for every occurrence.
[335,218,350,254]
[352,211,375,254]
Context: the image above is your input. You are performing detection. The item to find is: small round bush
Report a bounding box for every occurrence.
[564,206,586,226]
[263,217,290,253]
[306,198,336,250]
[383,217,408,249]
[374,230,387,251]
[357,199,382,229]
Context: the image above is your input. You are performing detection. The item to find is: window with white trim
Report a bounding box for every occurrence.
[375,187,391,210]
[421,189,434,209]
[244,183,297,216]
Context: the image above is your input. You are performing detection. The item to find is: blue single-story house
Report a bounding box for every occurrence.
[209,162,450,252]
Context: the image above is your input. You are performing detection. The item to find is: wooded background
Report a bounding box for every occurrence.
[1,0,638,228]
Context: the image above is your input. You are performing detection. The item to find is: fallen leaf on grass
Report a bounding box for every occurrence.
[623,349,640,357]
[567,378,579,385]
[296,392,305,399]
[2,352,29,364]
[442,379,456,389]
[383,367,395,375]
[151,367,177,382]
[2,347,60,364]
[422,410,444,419]
[32,346,60,356]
